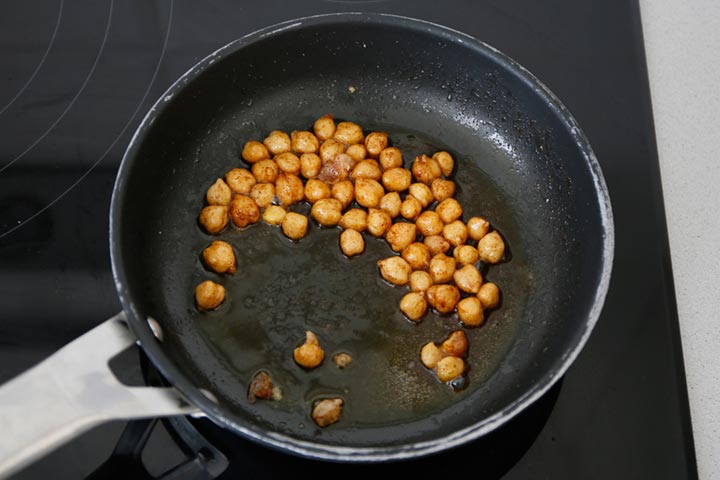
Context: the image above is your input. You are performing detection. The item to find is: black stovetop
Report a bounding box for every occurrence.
[0,1,697,478]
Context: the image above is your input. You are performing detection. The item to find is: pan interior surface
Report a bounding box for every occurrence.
[114,15,611,456]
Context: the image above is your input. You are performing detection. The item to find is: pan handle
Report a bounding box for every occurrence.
[0,312,200,479]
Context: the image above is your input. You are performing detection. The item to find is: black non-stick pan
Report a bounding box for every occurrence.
[0,13,613,476]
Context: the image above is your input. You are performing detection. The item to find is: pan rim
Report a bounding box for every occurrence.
[110,11,615,461]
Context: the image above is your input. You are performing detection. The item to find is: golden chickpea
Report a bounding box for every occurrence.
[311,198,343,227]
[366,208,392,237]
[241,140,269,163]
[400,292,427,321]
[441,330,468,357]
[251,159,279,183]
[317,153,353,184]
[263,205,287,225]
[436,198,463,224]
[453,264,482,293]
[195,280,226,310]
[415,211,444,236]
[339,208,368,232]
[333,353,353,368]
[354,178,385,208]
[411,154,442,184]
[275,173,304,206]
[206,178,232,206]
[294,331,324,368]
[442,220,468,247]
[304,178,331,203]
[365,132,388,157]
[351,159,382,181]
[401,242,431,271]
[199,206,228,234]
[250,183,275,208]
[319,138,346,163]
[420,342,444,369]
[385,222,417,252]
[202,241,236,274]
[436,356,465,382]
[432,151,455,177]
[400,195,423,220]
[274,152,301,174]
[379,192,402,218]
[300,153,322,179]
[334,121,364,144]
[225,168,256,195]
[331,180,354,209]
[467,216,491,241]
[409,270,433,292]
[229,194,260,228]
[291,130,320,154]
[423,234,451,255]
[429,253,456,284]
[427,284,460,314]
[312,398,343,427]
[408,183,434,208]
[382,167,412,192]
[281,211,308,240]
[345,143,367,163]
[454,244,480,266]
[431,178,456,202]
[377,256,412,286]
[477,282,501,309]
[457,297,484,327]
[313,114,336,141]
[379,147,404,170]
[340,229,365,257]
[478,231,506,264]
[263,130,292,155]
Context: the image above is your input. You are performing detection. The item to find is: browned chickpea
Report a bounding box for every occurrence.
[400,195,423,220]
[275,173,304,206]
[304,178,331,203]
[263,205,287,225]
[454,244,480,266]
[379,147,403,170]
[339,208,368,232]
[250,182,275,208]
[331,180,354,209]
[351,159,382,181]
[202,240,236,274]
[366,208,392,237]
[379,192,402,218]
[385,222,417,252]
[453,264,482,293]
[426,284,460,314]
[436,356,465,382]
[429,253,456,284]
[409,270,433,292]
[432,151,455,177]
[420,342,443,369]
[313,114,336,141]
[241,140,270,163]
[300,153,322,179]
[408,183,434,208]
[477,282,501,309]
[354,178,385,208]
[441,330,468,357]
[251,159,279,183]
[206,178,232,206]
[281,212,308,240]
[334,121,364,144]
[423,234,451,255]
[377,256,412,286]
[225,168,256,195]
[436,198,463,224]
[195,280,226,311]
[345,143,367,163]
[467,216,491,241]
[319,138,346,163]
[294,331,324,368]
[416,211,444,236]
[317,153,354,184]
[401,242,431,270]
[442,220,468,247]
[477,231,506,264]
[291,131,320,154]
[457,297,484,327]
[400,292,427,321]
[382,167,412,192]
[312,398,343,427]
[411,154,442,184]
[199,206,228,234]
[229,194,260,228]
[365,132,388,157]
[311,198,343,226]
[263,130,292,155]
[340,229,365,257]
[431,178,456,202]
[274,152,301,174]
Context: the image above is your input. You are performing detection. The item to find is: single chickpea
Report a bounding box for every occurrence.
[457,297,484,327]
[411,154,442,184]
[377,256,412,286]
[382,167,412,192]
[453,264,482,294]
[423,234,451,255]
[281,212,308,240]
[436,198,463,224]
[365,132,389,157]
[477,231,506,264]
[431,178,456,202]
[225,168,256,195]
[304,178,331,203]
[467,216,491,241]
[351,159,383,181]
[206,178,232,206]
[366,208,392,237]
[354,178,385,208]
[339,208,368,232]
[429,253,456,284]
[408,183,434,208]
[454,244,480,266]
[195,280,226,310]
[331,180,355,209]
[436,356,465,382]
[229,194,260,228]
[311,198,343,227]
[274,152,301,175]
[275,173,304,205]
[294,330,324,368]
[291,130,320,154]
[400,195,423,220]
[241,140,269,163]
[432,151,455,177]
[401,242,431,271]
[250,183,275,208]
[313,114,336,141]
[300,153,322,179]
[477,282,501,309]
[199,205,229,234]
[317,153,354,184]
[333,353,353,368]
[202,241,236,274]
[441,330,469,357]
[263,130,292,155]
[400,292,427,321]
[251,159,279,183]
[385,222,417,252]
[319,138,346,163]
[340,229,365,257]
[409,270,434,292]
[312,398,343,427]
[416,211,444,236]
[379,147,403,170]
[379,192,402,218]
[420,342,443,369]
[263,205,287,225]
[442,220,469,247]
[333,121,364,144]
[345,143,367,163]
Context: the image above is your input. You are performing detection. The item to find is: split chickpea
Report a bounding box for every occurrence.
[432,151,455,177]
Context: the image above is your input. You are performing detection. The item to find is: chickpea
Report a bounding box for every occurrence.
[300,153,322,179]
[441,330,468,357]
[354,178,385,208]
[408,183,434,208]
[274,152,301,175]
[377,256,412,286]
[400,292,427,321]
[291,130,320,154]
[385,222,417,252]
[241,140,269,163]
[429,253,456,284]
[382,167,412,192]
[333,353,353,368]
[340,229,365,257]
[423,234,451,255]
[312,398,343,427]
[225,168,256,195]
[351,159,383,181]
[420,342,444,369]
[409,270,433,292]
[319,138,346,163]
[195,280,226,310]
[432,151,455,177]
[454,244,480,266]
[275,173,304,206]
[281,211,308,240]
[453,264,482,294]
[467,216,491,241]
[411,154,442,184]
[251,159,279,183]
[366,208,392,237]
[379,191,402,218]
[229,194,260,228]
[431,178,456,202]
[304,178,331,203]
[331,180,354,209]
[379,147,403,170]
[250,183,275,208]
[334,121,364,144]
[457,297,484,327]
[400,195,423,220]
[339,208,368,232]
[206,178,232,206]
[416,211,444,236]
[317,152,354,184]
[436,356,465,382]
[365,132,388,157]
[442,220,469,247]
[311,198,343,226]
[263,130,292,155]
[436,198,463,224]
[202,240,236,274]
[263,205,287,225]
[345,143,367,163]
[199,205,229,234]
[477,231,506,264]
[313,114,336,141]
[401,242,431,270]
[294,330,324,368]
[477,282,501,309]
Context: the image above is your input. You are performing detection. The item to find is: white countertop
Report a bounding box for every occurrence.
[639,1,720,477]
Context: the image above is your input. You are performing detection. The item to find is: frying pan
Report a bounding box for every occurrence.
[0,12,613,476]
